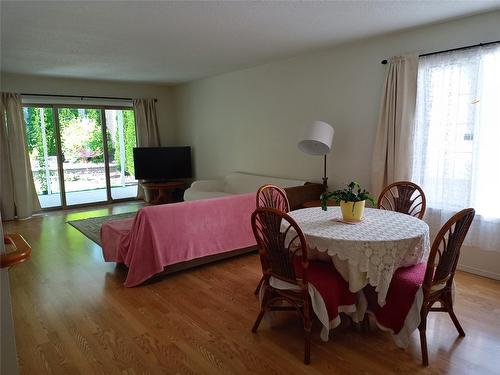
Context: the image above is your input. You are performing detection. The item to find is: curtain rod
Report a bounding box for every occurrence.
[380,40,500,64]
[20,93,158,102]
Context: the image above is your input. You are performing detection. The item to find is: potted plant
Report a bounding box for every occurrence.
[320,181,375,222]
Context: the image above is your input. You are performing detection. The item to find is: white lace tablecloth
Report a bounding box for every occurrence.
[287,207,430,305]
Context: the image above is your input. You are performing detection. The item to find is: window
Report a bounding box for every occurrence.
[23,102,138,208]
[412,44,500,219]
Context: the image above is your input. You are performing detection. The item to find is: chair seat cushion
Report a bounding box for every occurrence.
[294,257,356,321]
[365,262,427,333]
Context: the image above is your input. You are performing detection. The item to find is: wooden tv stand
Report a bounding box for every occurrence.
[140,181,188,205]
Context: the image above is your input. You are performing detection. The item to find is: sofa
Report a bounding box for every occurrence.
[184,172,323,210]
[101,193,257,287]
[100,173,323,287]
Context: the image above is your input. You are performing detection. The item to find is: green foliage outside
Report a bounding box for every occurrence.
[86,109,106,163]
[24,106,137,193]
[25,107,57,155]
[24,107,56,193]
[58,108,104,162]
[113,110,136,177]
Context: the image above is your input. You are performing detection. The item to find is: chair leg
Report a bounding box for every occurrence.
[443,292,465,337]
[252,309,265,333]
[448,307,465,337]
[254,276,264,296]
[252,286,268,333]
[304,326,311,365]
[303,301,312,365]
[362,314,370,332]
[418,318,429,366]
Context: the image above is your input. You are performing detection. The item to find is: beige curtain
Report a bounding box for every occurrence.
[133,98,161,199]
[371,55,418,198]
[0,93,41,220]
[133,98,160,147]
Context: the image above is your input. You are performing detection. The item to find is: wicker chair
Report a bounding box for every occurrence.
[377,181,426,219]
[367,208,475,366]
[256,184,290,213]
[251,207,313,364]
[418,207,475,365]
[253,185,290,295]
[251,207,354,364]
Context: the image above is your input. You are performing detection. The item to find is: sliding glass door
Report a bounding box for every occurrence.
[24,105,138,209]
[58,108,108,205]
[24,107,62,208]
[104,109,138,200]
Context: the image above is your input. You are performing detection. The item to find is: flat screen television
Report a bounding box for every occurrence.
[133,146,192,181]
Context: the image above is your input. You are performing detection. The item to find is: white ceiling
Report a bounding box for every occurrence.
[2,1,500,84]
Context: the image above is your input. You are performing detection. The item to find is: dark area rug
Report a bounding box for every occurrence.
[67,211,137,245]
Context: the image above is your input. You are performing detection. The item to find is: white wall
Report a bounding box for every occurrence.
[0,73,176,144]
[173,10,500,279]
[173,10,500,188]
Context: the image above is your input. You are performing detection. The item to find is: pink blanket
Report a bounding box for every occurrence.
[101,193,257,287]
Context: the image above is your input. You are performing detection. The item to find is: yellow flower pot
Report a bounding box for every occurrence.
[340,200,365,222]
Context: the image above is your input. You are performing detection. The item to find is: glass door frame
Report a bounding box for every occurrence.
[24,103,139,210]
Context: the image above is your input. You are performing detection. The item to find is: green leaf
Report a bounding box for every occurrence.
[322,181,375,205]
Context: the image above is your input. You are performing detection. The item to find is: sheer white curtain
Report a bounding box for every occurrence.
[412,44,500,251]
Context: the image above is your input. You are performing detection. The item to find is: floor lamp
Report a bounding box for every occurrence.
[298,121,334,190]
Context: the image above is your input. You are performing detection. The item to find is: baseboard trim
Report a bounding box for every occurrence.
[457,264,500,281]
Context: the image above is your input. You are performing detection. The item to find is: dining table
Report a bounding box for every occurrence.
[286,206,430,306]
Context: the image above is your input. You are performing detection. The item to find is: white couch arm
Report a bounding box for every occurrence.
[184,179,232,201]
[189,179,225,192]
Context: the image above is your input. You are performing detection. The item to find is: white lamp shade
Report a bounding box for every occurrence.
[298,121,334,155]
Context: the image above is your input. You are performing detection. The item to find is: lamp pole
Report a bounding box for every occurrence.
[322,154,328,191]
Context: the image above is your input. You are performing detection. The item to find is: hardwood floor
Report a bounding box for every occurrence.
[3,202,500,374]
